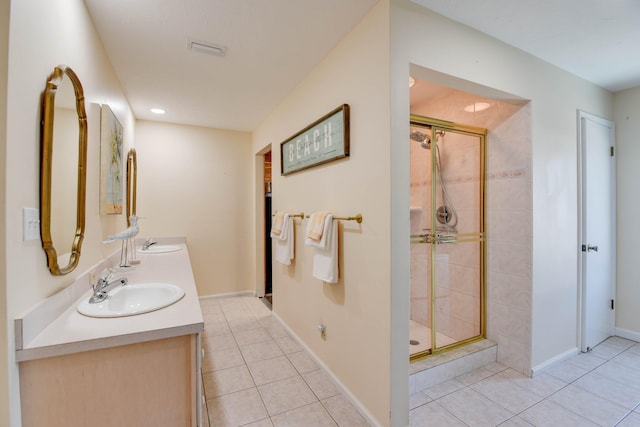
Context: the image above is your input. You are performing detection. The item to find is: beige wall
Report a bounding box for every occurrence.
[253,2,392,425]
[0,0,9,424]
[134,120,253,296]
[614,86,640,339]
[5,0,135,423]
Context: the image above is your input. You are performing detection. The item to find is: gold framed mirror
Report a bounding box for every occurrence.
[40,65,88,275]
[126,148,137,226]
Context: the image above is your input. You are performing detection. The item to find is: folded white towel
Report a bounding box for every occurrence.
[306,211,329,241]
[271,211,285,236]
[271,213,294,265]
[270,212,289,240]
[305,213,338,283]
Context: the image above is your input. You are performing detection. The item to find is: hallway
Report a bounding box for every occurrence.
[199,295,640,426]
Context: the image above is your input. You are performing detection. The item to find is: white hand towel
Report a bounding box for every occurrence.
[305,213,338,283]
[270,212,289,240]
[272,214,294,265]
[306,211,329,240]
[271,211,285,236]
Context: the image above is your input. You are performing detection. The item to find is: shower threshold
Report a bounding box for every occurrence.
[409,338,497,394]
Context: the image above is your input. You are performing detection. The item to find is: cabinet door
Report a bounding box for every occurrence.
[20,335,197,427]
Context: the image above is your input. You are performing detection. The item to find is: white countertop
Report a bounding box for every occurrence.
[16,239,204,362]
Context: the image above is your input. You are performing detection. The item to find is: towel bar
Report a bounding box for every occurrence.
[304,213,363,224]
[272,212,305,219]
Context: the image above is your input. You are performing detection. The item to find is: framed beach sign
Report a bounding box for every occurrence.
[280,104,350,175]
[100,104,123,214]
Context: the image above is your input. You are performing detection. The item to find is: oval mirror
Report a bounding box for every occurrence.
[40,65,87,275]
[126,148,137,227]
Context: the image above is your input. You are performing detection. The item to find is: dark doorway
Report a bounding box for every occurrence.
[264,151,273,304]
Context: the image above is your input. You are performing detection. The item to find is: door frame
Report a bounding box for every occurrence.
[577,110,616,352]
[254,144,272,298]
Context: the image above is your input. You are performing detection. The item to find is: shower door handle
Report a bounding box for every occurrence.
[412,232,484,245]
[582,244,598,252]
[435,234,457,244]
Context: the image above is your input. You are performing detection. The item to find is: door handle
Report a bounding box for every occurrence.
[587,245,598,252]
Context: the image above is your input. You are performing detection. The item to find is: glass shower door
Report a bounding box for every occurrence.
[430,125,485,351]
[410,115,486,360]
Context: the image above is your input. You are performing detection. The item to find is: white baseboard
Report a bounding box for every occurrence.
[616,328,640,343]
[271,312,383,427]
[198,290,254,300]
[530,347,579,377]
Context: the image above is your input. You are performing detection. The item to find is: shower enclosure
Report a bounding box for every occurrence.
[409,115,487,361]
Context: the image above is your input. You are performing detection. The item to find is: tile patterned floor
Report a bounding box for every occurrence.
[410,336,640,426]
[200,295,640,427]
[199,295,370,427]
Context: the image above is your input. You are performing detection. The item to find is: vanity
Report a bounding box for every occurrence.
[15,238,204,427]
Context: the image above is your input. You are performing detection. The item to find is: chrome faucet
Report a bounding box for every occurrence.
[142,237,157,250]
[89,268,128,304]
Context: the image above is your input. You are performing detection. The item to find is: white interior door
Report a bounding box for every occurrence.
[579,111,615,352]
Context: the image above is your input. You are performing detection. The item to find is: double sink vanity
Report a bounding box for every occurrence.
[20,65,205,426]
[15,238,204,427]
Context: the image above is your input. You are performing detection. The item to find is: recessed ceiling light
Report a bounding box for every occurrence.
[463,102,491,113]
[150,108,165,115]
[187,38,226,57]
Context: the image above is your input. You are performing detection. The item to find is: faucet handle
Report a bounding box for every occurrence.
[92,268,117,293]
[99,267,115,282]
[142,237,157,250]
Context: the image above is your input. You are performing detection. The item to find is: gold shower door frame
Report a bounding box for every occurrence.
[410,115,487,362]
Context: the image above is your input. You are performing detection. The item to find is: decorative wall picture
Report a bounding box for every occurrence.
[100,104,123,214]
[280,104,350,175]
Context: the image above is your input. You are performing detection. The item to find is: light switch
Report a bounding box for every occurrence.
[23,208,40,241]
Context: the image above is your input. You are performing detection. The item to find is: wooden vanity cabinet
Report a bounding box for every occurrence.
[20,334,200,427]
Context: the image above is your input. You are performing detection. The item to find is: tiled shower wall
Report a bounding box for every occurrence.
[486,104,532,373]
[410,83,532,374]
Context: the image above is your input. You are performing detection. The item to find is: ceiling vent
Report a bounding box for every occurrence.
[187,38,226,57]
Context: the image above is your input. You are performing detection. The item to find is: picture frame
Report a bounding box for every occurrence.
[100,104,123,215]
[280,104,350,175]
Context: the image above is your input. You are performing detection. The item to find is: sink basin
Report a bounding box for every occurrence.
[139,245,182,254]
[77,282,185,318]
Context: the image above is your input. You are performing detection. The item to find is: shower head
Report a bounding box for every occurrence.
[410,130,431,149]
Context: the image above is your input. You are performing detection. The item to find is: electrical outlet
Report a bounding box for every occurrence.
[22,208,40,241]
[317,323,326,340]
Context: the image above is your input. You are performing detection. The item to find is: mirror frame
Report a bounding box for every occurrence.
[126,148,137,226]
[40,65,88,275]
